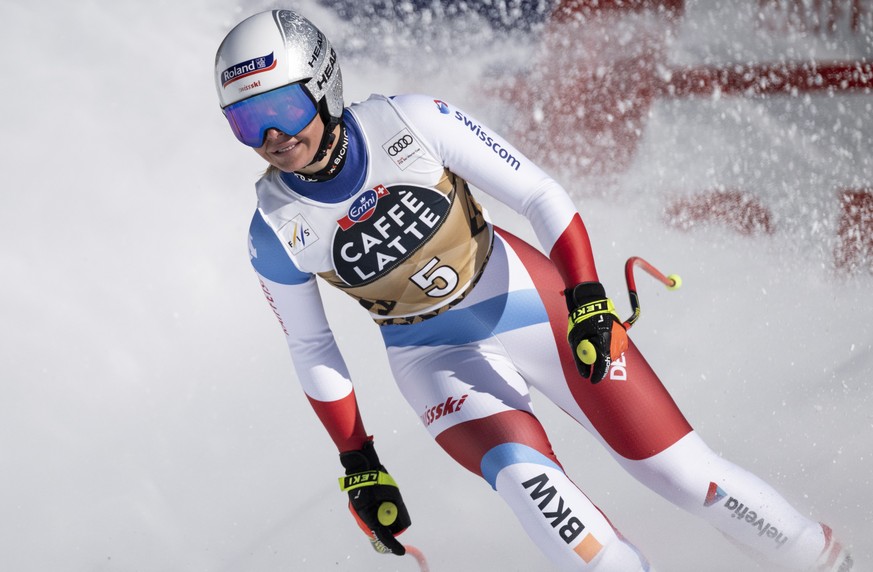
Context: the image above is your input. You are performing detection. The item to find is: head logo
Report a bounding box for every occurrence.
[434,100,450,114]
[221,52,276,87]
[704,482,727,507]
[314,47,337,92]
[337,185,390,231]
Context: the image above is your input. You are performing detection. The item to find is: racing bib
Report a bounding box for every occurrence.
[319,171,491,322]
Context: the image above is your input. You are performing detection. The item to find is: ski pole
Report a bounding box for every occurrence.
[621,256,682,331]
[367,538,430,572]
[404,545,430,572]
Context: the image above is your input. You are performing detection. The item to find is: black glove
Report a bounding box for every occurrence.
[566,281,628,383]
[339,440,411,555]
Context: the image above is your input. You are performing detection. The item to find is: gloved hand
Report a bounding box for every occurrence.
[339,440,411,555]
[566,281,628,383]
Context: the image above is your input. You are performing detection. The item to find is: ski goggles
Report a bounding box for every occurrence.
[222,82,318,148]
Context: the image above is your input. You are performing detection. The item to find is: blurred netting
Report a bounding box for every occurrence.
[322,0,556,32]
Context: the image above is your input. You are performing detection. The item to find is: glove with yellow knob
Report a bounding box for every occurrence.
[339,440,411,555]
[566,282,628,383]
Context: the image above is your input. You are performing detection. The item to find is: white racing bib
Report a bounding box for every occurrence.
[256,95,493,323]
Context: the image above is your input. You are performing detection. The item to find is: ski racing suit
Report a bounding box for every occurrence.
[247,94,843,571]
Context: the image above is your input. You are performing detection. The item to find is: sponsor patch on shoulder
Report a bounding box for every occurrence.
[286,214,318,254]
[382,128,424,170]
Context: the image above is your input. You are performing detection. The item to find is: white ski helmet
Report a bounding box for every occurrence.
[215,10,343,153]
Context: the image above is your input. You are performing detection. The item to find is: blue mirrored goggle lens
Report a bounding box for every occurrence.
[223,83,318,148]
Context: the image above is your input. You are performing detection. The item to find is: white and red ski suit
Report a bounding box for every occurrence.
[247,93,845,571]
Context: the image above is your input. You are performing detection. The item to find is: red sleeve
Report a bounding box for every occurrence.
[548,213,599,287]
[307,390,370,452]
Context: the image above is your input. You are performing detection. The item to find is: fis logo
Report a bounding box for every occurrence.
[704,482,789,548]
[221,52,276,87]
[421,394,468,427]
[287,214,318,254]
[434,100,450,114]
[337,185,390,231]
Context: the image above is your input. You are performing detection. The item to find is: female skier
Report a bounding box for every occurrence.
[214,9,852,571]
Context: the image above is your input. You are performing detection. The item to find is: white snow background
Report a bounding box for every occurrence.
[1,0,871,570]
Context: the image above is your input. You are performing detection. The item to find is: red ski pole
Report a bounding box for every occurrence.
[404,545,430,572]
[621,256,682,331]
[367,538,430,571]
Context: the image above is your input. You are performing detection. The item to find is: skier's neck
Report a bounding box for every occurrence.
[293,123,347,182]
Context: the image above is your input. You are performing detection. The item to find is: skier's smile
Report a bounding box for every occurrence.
[255,117,324,173]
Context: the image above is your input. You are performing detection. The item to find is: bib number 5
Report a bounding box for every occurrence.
[410,257,458,297]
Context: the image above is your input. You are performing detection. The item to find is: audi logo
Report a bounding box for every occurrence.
[387,135,414,156]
